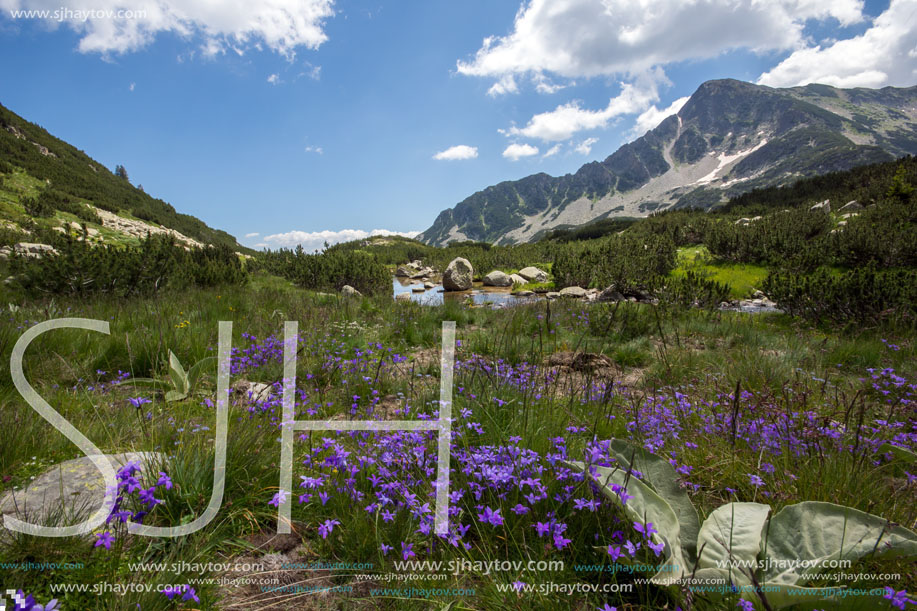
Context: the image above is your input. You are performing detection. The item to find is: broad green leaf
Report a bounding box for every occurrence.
[763,501,917,585]
[696,502,771,586]
[168,350,189,394]
[164,389,188,403]
[609,438,700,562]
[187,356,216,391]
[566,460,686,585]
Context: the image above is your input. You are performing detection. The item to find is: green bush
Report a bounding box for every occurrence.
[254,246,389,295]
[553,232,676,291]
[21,195,54,217]
[10,234,247,297]
[763,266,917,325]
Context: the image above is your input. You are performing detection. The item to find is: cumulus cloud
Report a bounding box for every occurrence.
[267,73,280,85]
[542,144,561,158]
[262,228,421,252]
[456,0,863,89]
[128,82,135,91]
[1,0,336,56]
[487,74,519,97]
[758,0,917,88]
[304,145,323,154]
[244,232,260,238]
[503,143,539,160]
[505,73,664,142]
[574,137,598,156]
[433,145,479,160]
[628,95,689,139]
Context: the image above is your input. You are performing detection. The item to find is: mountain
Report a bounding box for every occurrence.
[0,102,246,251]
[419,79,917,246]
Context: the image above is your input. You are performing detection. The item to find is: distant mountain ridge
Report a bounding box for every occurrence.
[419,79,917,246]
[0,102,245,251]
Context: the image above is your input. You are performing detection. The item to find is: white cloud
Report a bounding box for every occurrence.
[128,82,135,91]
[304,145,323,154]
[628,95,689,139]
[487,74,519,97]
[262,228,421,252]
[457,0,864,88]
[433,145,479,160]
[267,73,280,85]
[0,0,336,56]
[574,137,598,156]
[503,143,539,161]
[542,144,561,158]
[505,72,664,142]
[758,0,917,88]
[244,232,260,238]
[533,73,569,94]
[301,62,321,80]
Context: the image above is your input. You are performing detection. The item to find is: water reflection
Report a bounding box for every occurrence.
[392,277,538,307]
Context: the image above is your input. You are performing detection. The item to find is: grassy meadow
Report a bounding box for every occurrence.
[0,270,914,610]
[0,157,915,610]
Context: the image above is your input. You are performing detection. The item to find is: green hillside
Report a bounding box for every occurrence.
[0,102,245,251]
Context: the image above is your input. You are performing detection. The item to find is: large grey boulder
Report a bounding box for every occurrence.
[341,285,362,297]
[509,274,527,286]
[482,270,513,287]
[0,452,163,525]
[518,266,548,283]
[559,286,587,298]
[443,258,473,291]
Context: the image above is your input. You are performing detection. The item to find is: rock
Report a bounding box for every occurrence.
[810,199,831,212]
[341,285,362,297]
[751,216,762,221]
[232,380,275,403]
[597,287,625,302]
[0,452,163,525]
[482,270,513,287]
[395,293,412,302]
[841,213,859,219]
[0,242,58,260]
[423,282,435,289]
[410,267,434,279]
[837,220,847,226]
[396,260,434,279]
[559,286,587,298]
[443,257,473,291]
[546,292,561,299]
[518,266,548,283]
[838,200,863,213]
[412,286,426,293]
[514,290,534,296]
[509,274,527,286]
[734,217,751,225]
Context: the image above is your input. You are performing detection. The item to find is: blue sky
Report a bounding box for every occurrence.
[1,0,914,251]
